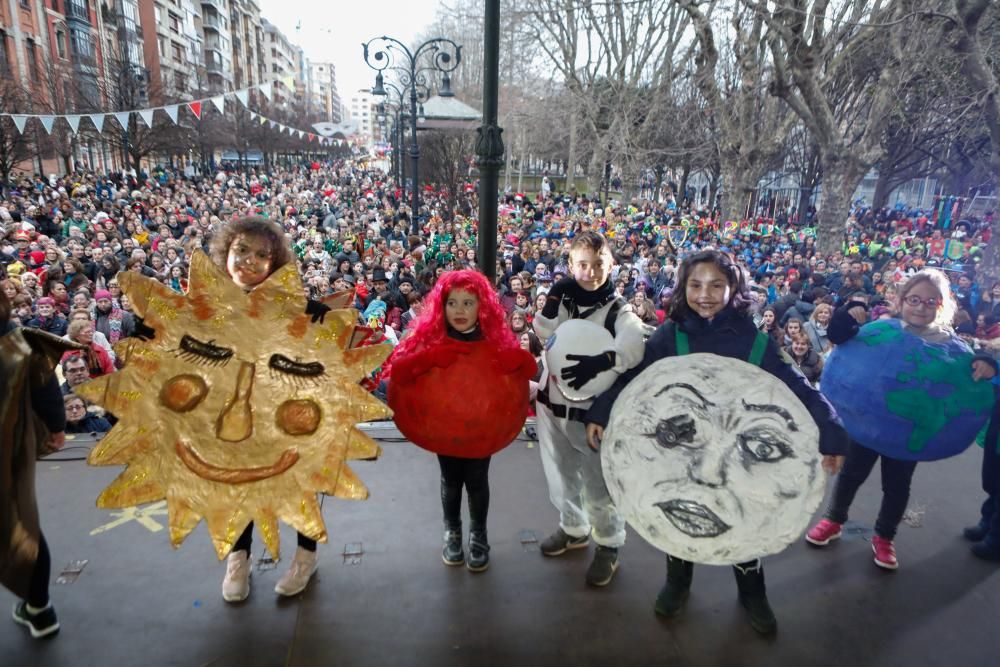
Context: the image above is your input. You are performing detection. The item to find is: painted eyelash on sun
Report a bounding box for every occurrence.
[174,335,234,366]
[268,354,327,387]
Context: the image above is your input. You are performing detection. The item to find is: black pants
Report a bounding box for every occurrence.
[826,439,918,540]
[233,523,316,555]
[438,454,491,532]
[27,533,51,608]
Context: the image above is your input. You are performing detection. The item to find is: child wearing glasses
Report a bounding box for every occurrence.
[806,270,996,569]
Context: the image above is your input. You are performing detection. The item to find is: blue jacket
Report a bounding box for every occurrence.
[587,306,849,456]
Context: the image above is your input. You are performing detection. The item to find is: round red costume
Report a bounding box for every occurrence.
[387,271,536,458]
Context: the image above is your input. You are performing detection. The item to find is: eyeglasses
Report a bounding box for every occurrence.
[903,295,942,309]
[66,403,86,411]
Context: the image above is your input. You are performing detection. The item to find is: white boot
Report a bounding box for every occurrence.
[222,551,252,602]
[274,546,318,597]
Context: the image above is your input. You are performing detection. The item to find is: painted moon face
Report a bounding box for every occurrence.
[602,353,825,565]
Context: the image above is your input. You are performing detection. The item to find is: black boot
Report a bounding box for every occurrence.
[733,560,777,636]
[964,521,989,542]
[654,555,693,617]
[442,527,464,566]
[467,530,490,572]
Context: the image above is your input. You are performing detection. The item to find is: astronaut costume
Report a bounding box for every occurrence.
[533,279,647,549]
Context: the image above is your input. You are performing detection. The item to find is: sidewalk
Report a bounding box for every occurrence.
[3,428,998,666]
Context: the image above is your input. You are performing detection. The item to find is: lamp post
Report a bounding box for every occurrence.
[363,35,461,236]
[376,81,411,198]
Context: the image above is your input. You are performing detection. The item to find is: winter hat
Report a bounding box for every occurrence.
[95,289,112,301]
[36,296,55,306]
[29,251,45,264]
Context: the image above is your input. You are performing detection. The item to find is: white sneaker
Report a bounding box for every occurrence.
[274,546,319,597]
[222,550,252,602]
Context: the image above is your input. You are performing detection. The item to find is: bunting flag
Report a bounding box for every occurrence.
[308,133,315,142]
[297,130,305,139]
[39,116,56,134]
[66,115,82,134]
[248,111,258,121]
[210,95,225,114]
[114,111,131,129]
[235,90,249,107]
[139,109,155,128]
[164,105,179,124]
[259,115,267,125]
[11,115,28,134]
[281,75,296,91]
[188,101,202,119]
[89,114,106,133]
[258,81,272,101]
[269,120,278,129]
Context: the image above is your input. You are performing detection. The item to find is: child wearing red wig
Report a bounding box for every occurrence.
[391,270,527,572]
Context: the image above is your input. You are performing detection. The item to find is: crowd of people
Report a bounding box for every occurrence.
[2,157,998,640]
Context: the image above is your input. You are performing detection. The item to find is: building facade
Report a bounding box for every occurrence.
[306,59,341,123]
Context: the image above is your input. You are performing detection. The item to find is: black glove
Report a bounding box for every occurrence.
[541,277,575,319]
[306,299,332,324]
[561,351,616,390]
[133,316,156,341]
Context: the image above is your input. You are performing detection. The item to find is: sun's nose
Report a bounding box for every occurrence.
[217,361,255,442]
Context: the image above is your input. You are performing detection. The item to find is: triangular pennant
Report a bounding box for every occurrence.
[297,130,304,139]
[248,111,257,120]
[281,125,290,134]
[164,105,179,124]
[39,116,56,134]
[258,82,272,101]
[210,95,225,114]
[89,114,106,133]
[269,120,278,129]
[235,90,249,107]
[139,109,155,128]
[188,101,202,119]
[259,115,268,125]
[308,133,315,142]
[65,115,82,134]
[114,111,131,129]
[11,115,28,134]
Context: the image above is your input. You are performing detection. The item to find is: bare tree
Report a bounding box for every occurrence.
[0,82,35,193]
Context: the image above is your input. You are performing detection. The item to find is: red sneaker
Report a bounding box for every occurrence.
[805,519,843,546]
[872,536,898,570]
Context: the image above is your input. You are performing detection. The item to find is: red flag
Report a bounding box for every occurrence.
[188,101,202,119]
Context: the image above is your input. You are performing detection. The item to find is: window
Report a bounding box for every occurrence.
[171,43,183,63]
[0,32,9,76]
[168,13,180,34]
[25,40,39,82]
[55,29,66,58]
[20,0,31,10]
[175,71,187,92]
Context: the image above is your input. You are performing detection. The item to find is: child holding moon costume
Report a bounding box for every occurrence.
[533,231,647,587]
[388,270,535,571]
[586,250,848,635]
[808,270,996,569]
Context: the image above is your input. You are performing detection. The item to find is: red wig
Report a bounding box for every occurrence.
[393,269,517,358]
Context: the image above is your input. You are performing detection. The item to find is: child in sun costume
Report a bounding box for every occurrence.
[75,217,392,603]
[387,270,536,571]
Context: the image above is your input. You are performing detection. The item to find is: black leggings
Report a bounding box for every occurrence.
[233,523,316,555]
[438,454,491,532]
[28,533,51,608]
[826,439,918,540]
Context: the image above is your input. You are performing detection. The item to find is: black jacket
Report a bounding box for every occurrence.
[587,306,849,456]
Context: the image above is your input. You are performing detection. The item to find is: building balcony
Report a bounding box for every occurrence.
[202,0,226,12]
[66,0,91,24]
[202,13,225,32]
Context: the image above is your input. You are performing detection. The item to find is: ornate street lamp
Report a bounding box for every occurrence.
[363,35,462,235]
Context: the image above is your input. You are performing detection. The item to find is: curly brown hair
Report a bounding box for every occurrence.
[208,216,294,275]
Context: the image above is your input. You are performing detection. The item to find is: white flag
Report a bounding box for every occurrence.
[114,111,131,129]
[139,109,155,128]
[259,82,272,101]
[297,130,304,139]
[164,105,179,124]
[39,116,56,134]
[89,114,106,133]
[66,115,82,134]
[235,90,249,107]
[249,111,257,121]
[210,95,225,114]
[10,115,28,134]
[269,120,278,129]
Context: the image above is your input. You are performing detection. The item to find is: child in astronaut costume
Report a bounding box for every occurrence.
[532,231,647,586]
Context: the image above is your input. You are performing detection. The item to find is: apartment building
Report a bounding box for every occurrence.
[261,17,296,107]
[306,59,341,123]
[228,0,263,91]
[138,0,202,100]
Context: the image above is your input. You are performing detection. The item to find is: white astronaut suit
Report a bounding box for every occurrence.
[533,287,647,548]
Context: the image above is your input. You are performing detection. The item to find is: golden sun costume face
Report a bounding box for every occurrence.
[76,251,392,559]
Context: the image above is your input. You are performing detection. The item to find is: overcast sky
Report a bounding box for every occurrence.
[257,0,446,103]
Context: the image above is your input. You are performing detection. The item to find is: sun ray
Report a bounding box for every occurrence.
[255,508,281,560]
[88,425,148,466]
[331,466,369,501]
[96,464,166,508]
[167,495,203,548]
[340,382,393,423]
[204,505,254,560]
[282,493,327,543]
[344,345,392,376]
[344,430,381,461]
